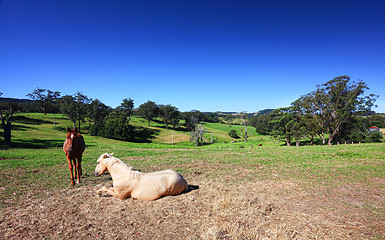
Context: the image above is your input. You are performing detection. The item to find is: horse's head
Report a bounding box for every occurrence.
[95,153,113,176]
[66,127,78,141]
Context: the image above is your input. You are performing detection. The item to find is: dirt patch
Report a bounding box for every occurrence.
[1,174,384,239]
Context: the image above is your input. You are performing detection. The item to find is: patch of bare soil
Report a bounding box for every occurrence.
[1,175,384,239]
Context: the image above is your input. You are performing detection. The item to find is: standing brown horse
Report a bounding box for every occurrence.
[63,127,85,186]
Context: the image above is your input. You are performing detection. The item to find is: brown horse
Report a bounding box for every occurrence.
[63,127,85,186]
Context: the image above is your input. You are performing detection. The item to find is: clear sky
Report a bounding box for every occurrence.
[1,0,384,113]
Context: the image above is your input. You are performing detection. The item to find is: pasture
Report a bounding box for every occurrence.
[0,113,384,239]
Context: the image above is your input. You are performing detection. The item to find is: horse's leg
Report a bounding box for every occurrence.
[66,156,75,186]
[76,156,82,184]
[97,187,126,200]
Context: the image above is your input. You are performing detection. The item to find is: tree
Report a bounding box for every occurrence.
[89,99,110,126]
[159,105,180,130]
[117,98,134,121]
[138,101,159,126]
[0,93,13,145]
[239,112,249,142]
[190,124,205,146]
[184,110,204,131]
[59,92,90,131]
[250,114,273,135]
[26,88,61,114]
[223,114,234,127]
[293,76,378,145]
[269,107,299,146]
[228,129,239,139]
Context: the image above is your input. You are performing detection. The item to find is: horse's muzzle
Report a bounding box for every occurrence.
[94,171,100,177]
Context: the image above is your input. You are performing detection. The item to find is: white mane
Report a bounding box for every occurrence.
[104,155,142,179]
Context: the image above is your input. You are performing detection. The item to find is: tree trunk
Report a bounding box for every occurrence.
[1,108,13,146]
[286,138,291,146]
[3,123,11,145]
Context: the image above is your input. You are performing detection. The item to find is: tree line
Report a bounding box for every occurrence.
[1,75,383,146]
[0,90,221,144]
[249,76,384,145]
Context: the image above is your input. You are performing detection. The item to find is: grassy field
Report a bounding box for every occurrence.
[1,113,385,239]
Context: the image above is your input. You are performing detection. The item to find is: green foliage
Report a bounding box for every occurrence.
[366,131,383,143]
[138,101,159,126]
[183,110,204,131]
[58,92,90,131]
[26,88,61,114]
[117,98,134,121]
[89,99,111,126]
[293,76,378,145]
[228,129,238,138]
[159,104,180,129]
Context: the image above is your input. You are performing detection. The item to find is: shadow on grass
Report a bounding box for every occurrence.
[1,139,63,149]
[133,127,160,143]
[13,116,54,125]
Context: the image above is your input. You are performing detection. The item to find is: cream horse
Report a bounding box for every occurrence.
[94,153,188,200]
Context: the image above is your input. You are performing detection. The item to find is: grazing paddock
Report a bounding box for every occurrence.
[1,144,385,239]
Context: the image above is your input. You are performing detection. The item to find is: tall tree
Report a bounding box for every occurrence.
[159,105,180,130]
[293,76,378,145]
[89,99,110,126]
[184,110,204,131]
[0,93,13,145]
[269,107,298,146]
[190,124,205,146]
[138,101,159,126]
[239,112,249,142]
[223,114,234,127]
[59,92,90,131]
[117,98,134,121]
[26,88,61,114]
[323,76,377,145]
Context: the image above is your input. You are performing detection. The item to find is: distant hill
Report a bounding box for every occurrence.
[0,97,33,103]
[210,109,276,116]
[256,109,275,115]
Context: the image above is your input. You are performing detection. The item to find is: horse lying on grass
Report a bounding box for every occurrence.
[94,153,188,200]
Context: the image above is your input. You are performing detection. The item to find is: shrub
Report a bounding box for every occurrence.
[228,129,239,139]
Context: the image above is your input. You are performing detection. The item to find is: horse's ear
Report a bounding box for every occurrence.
[110,152,114,156]
[66,127,70,132]
[74,127,78,133]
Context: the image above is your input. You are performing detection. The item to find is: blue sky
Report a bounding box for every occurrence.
[1,0,384,113]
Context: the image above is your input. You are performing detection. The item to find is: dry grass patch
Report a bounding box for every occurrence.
[1,174,384,239]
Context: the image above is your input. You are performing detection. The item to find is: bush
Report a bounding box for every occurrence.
[365,131,383,143]
[89,119,134,141]
[228,129,239,139]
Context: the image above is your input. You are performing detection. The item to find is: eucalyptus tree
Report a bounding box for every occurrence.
[117,98,134,121]
[184,110,204,131]
[26,88,61,114]
[159,104,180,130]
[89,99,111,126]
[0,92,13,145]
[138,101,159,126]
[190,124,205,146]
[59,92,90,131]
[293,76,378,145]
[269,107,305,146]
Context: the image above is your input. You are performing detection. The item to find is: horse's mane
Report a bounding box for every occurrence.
[107,156,142,179]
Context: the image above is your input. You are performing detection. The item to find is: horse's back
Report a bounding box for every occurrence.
[131,170,187,200]
[63,134,85,157]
